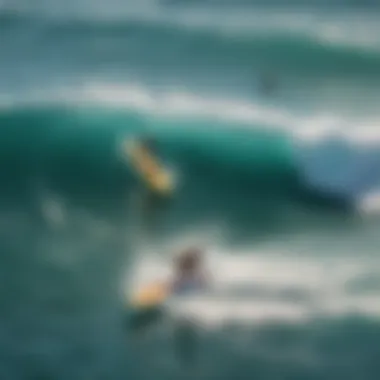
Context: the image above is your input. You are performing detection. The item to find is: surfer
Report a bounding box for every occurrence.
[128,247,209,329]
[168,247,210,367]
[129,247,209,312]
[128,247,209,367]
[127,135,171,240]
[170,247,210,295]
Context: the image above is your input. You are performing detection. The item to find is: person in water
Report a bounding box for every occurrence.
[129,247,209,366]
[169,247,209,295]
[168,247,210,366]
[129,247,208,330]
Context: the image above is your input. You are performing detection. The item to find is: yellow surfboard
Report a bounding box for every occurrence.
[130,282,170,309]
[124,140,174,196]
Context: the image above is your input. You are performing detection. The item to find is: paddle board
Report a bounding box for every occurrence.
[124,139,174,196]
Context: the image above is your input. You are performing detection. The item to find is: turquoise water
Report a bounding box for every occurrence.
[1,0,380,379]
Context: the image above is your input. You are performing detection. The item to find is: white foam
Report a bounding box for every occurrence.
[118,84,380,146]
[167,298,311,327]
[126,244,380,328]
[79,82,380,147]
[358,191,380,215]
[323,294,380,316]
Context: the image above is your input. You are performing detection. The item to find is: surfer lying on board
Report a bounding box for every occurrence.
[129,247,209,309]
[129,247,209,366]
[129,247,209,329]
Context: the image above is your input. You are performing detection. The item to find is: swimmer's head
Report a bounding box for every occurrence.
[174,247,203,274]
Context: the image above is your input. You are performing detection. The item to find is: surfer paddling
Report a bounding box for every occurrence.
[128,247,210,366]
[130,247,210,309]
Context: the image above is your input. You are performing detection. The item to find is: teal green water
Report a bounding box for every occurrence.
[1,2,380,379]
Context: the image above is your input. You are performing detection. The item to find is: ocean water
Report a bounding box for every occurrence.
[1,0,380,379]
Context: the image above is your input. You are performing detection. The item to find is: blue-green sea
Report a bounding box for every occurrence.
[1,0,380,379]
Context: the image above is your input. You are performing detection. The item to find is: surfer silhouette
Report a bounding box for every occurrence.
[170,247,209,294]
[128,247,209,367]
[169,247,209,367]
